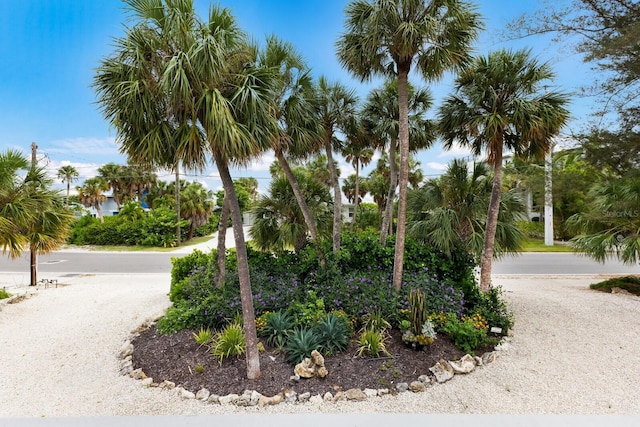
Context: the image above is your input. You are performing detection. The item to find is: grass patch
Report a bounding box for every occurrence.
[0,288,11,300]
[521,238,575,252]
[590,276,640,296]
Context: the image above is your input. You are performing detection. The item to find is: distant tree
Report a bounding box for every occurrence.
[342,119,375,228]
[77,178,109,223]
[57,165,79,206]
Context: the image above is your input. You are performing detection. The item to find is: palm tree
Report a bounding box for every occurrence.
[250,172,333,253]
[342,120,375,228]
[315,76,358,253]
[337,0,482,292]
[77,178,109,223]
[259,36,325,264]
[1,150,73,285]
[57,165,79,206]
[181,182,214,240]
[407,159,526,259]
[439,49,570,291]
[93,0,275,379]
[361,80,434,242]
[98,163,125,208]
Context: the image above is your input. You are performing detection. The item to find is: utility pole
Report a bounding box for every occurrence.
[544,141,554,246]
[30,142,38,286]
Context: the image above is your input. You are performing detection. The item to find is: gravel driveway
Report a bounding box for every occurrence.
[1,273,638,416]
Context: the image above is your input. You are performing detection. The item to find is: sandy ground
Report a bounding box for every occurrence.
[1,272,639,416]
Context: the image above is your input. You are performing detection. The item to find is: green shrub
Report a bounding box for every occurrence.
[408,289,427,336]
[211,321,245,363]
[260,310,294,350]
[475,286,514,334]
[285,328,320,365]
[356,328,389,357]
[314,313,351,355]
[442,313,488,354]
[590,276,640,296]
[289,290,326,327]
[0,288,11,300]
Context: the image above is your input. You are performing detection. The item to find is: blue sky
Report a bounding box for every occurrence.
[0,0,594,194]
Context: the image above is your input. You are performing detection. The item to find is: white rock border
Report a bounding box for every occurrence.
[119,323,507,407]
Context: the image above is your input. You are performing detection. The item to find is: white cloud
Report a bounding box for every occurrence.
[425,162,448,172]
[437,141,472,158]
[46,137,120,156]
[246,151,275,172]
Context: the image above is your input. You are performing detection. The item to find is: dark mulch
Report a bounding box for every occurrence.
[132,325,495,397]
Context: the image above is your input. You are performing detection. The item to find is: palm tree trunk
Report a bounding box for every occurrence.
[352,162,360,230]
[95,204,104,223]
[175,165,181,247]
[381,140,397,244]
[66,182,70,207]
[392,68,410,293]
[30,243,37,287]
[274,148,326,266]
[324,134,342,253]
[215,197,229,288]
[480,147,504,292]
[212,149,260,379]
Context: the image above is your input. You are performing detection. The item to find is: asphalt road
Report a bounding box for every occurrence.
[0,250,637,275]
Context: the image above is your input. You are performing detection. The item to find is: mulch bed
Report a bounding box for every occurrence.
[132,325,494,397]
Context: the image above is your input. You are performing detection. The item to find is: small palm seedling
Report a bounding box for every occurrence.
[211,321,246,364]
[284,327,320,365]
[192,327,213,347]
[356,327,390,357]
[260,310,294,350]
[314,313,351,356]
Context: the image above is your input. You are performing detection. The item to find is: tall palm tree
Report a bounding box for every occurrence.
[407,159,526,259]
[315,76,358,253]
[93,0,275,379]
[57,165,79,206]
[259,36,325,263]
[77,178,109,223]
[1,150,73,285]
[361,79,434,242]
[337,0,482,292]
[342,119,375,228]
[439,49,570,291]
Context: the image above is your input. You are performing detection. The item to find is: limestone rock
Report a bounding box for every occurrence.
[612,287,632,295]
[395,382,409,393]
[294,350,328,379]
[180,389,196,400]
[250,390,261,406]
[294,358,316,378]
[377,388,390,396]
[161,380,175,389]
[345,388,367,401]
[119,341,133,358]
[298,392,311,403]
[474,356,483,366]
[363,388,378,398]
[219,394,239,405]
[196,388,210,401]
[236,390,257,407]
[140,378,153,386]
[129,368,146,380]
[207,395,220,404]
[284,390,298,403]
[482,351,498,364]
[449,354,476,374]
[323,392,333,402]
[309,395,323,405]
[429,359,454,383]
[332,391,344,402]
[417,374,431,384]
[258,394,282,407]
[409,381,425,392]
